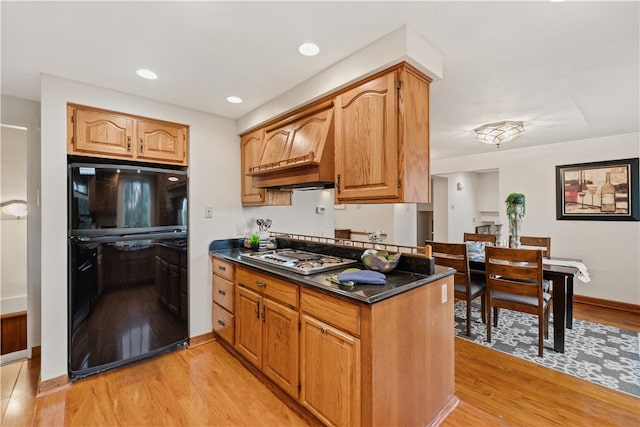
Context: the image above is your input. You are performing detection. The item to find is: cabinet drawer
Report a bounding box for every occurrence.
[213,303,234,345]
[236,267,298,308]
[301,288,360,336]
[213,274,234,313]
[212,257,235,281]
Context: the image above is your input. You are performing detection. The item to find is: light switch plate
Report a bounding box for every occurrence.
[441,284,447,303]
[204,207,213,218]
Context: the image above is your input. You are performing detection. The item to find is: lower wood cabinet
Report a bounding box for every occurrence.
[212,257,236,346]
[300,314,361,427]
[211,259,456,427]
[235,267,299,398]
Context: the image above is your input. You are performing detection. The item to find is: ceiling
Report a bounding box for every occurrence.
[2,1,638,160]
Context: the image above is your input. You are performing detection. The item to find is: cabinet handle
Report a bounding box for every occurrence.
[217,319,225,327]
[261,304,266,322]
[336,174,341,194]
[139,138,144,153]
[218,289,226,296]
[256,280,267,287]
[127,136,131,151]
[255,301,260,318]
[218,265,226,271]
[321,326,327,334]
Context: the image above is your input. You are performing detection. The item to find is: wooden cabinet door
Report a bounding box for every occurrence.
[261,124,292,167]
[71,107,135,158]
[136,119,187,165]
[240,129,266,205]
[235,286,263,368]
[287,105,333,160]
[263,298,299,398]
[335,71,399,202]
[300,314,361,427]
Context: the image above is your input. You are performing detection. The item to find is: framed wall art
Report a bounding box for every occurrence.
[556,157,639,221]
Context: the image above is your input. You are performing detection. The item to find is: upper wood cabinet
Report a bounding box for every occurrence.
[240,129,267,205]
[334,63,431,204]
[67,103,188,166]
[248,101,335,189]
[240,129,292,206]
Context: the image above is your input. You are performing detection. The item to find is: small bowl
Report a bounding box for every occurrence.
[361,249,401,273]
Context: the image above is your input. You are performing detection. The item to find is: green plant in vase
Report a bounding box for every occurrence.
[248,233,261,250]
[505,192,525,248]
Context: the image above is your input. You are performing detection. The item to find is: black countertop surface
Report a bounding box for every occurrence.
[209,239,453,305]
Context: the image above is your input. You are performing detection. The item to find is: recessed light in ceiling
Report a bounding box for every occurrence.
[226,96,243,104]
[136,69,158,80]
[298,42,320,56]
[168,176,179,182]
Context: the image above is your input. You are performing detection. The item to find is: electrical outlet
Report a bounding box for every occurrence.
[236,224,244,235]
[315,206,326,214]
[204,207,213,218]
[441,284,448,303]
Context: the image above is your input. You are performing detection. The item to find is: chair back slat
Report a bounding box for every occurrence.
[510,235,551,257]
[431,242,470,289]
[485,247,543,298]
[464,232,497,245]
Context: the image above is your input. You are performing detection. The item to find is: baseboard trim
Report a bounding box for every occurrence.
[37,373,71,398]
[428,395,460,427]
[574,295,640,314]
[188,332,215,348]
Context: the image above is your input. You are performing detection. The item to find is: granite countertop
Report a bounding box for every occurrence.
[209,240,453,305]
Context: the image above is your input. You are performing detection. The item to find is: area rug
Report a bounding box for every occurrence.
[454,301,640,397]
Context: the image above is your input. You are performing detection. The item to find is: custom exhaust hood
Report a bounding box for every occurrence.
[247,101,335,190]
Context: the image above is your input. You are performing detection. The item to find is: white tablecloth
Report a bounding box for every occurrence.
[543,258,591,283]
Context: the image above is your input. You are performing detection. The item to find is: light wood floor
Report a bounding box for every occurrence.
[2,302,639,426]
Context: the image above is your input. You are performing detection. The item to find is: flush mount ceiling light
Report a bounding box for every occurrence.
[226,96,243,104]
[298,42,320,56]
[1,199,28,218]
[474,121,525,148]
[136,69,158,80]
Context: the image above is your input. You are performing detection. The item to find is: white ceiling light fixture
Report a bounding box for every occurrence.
[136,69,158,80]
[1,199,28,218]
[474,121,525,148]
[226,96,243,104]
[298,42,320,56]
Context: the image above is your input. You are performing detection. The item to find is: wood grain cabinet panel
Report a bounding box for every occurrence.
[240,129,267,205]
[235,266,300,399]
[300,314,361,427]
[334,64,431,203]
[213,275,234,313]
[70,107,135,158]
[235,286,263,367]
[68,103,188,166]
[211,255,236,346]
[136,120,187,165]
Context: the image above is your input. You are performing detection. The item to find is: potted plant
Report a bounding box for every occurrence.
[505,192,525,248]
[505,192,526,217]
[248,233,261,250]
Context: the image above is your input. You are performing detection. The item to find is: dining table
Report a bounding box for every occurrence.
[468,255,582,353]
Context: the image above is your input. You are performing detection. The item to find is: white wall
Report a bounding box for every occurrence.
[432,176,448,242]
[334,204,395,242]
[1,126,28,313]
[432,133,640,305]
[1,95,41,353]
[38,75,332,382]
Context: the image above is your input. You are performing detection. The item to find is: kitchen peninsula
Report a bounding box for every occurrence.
[209,235,457,426]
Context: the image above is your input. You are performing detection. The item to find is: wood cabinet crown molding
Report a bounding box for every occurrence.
[67,103,189,166]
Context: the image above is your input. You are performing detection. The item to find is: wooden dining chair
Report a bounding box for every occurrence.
[431,241,486,336]
[510,235,551,258]
[485,246,550,357]
[463,232,497,245]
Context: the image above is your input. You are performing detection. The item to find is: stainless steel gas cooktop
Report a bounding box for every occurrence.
[240,249,357,275]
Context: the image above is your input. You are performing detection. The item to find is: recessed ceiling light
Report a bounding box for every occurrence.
[298,42,320,56]
[168,176,179,182]
[136,69,158,80]
[226,96,243,104]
